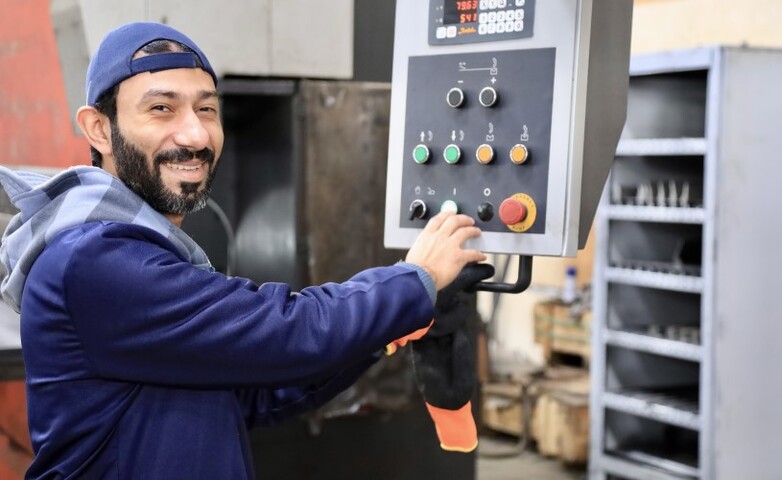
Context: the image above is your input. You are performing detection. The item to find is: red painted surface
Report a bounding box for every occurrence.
[1,0,87,475]
[0,0,89,168]
[0,382,31,479]
[0,383,30,456]
[0,433,30,480]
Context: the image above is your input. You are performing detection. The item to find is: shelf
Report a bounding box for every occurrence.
[616,138,707,157]
[629,47,714,76]
[605,329,701,362]
[605,267,703,293]
[603,389,700,431]
[604,205,706,224]
[601,451,700,479]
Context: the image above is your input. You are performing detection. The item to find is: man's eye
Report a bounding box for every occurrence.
[152,105,171,112]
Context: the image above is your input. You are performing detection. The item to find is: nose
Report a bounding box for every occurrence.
[172,109,210,151]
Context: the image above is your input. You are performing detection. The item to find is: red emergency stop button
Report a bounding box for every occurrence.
[499,198,528,225]
[498,193,538,232]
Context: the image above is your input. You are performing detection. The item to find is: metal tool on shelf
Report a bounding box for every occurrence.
[613,180,699,208]
[610,259,702,277]
[647,325,701,345]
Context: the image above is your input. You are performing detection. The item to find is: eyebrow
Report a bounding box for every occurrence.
[140,89,219,103]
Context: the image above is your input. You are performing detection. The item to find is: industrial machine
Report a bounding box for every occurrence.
[1,0,635,477]
[384,0,634,289]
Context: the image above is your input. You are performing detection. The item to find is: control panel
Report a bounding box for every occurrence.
[385,0,633,257]
[429,0,536,45]
[400,48,554,236]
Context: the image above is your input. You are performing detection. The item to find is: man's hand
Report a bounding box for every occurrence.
[405,213,486,291]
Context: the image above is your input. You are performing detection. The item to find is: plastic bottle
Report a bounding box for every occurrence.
[562,266,577,304]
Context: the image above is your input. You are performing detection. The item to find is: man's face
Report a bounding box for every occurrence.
[110,68,224,215]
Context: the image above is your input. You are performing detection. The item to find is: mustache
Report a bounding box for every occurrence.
[154,147,215,166]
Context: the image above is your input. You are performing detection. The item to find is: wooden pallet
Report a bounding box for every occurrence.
[481,367,590,465]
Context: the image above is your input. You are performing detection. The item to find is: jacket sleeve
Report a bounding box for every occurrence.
[63,223,434,388]
[234,352,380,428]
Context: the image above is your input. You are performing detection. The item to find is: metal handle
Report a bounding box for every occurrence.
[475,255,533,294]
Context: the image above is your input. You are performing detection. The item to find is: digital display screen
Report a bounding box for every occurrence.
[444,0,478,25]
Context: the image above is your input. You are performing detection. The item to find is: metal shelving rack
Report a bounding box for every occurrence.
[589,47,782,480]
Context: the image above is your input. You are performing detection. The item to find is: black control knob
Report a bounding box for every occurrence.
[477,202,494,222]
[408,199,428,220]
[479,86,498,108]
[446,87,465,108]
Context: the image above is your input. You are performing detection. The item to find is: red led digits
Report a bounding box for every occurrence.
[456,1,478,11]
[445,0,478,25]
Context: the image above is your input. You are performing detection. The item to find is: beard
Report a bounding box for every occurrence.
[111,125,217,215]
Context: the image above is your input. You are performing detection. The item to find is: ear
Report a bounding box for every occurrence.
[76,106,112,156]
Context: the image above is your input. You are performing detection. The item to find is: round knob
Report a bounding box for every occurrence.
[446,88,465,108]
[476,144,495,165]
[479,86,498,108]
[443,144,462,164]
[477,202,494,222]
[499,198,528,226]
[408,199,428,220]
[509,144,529,165]
[412,144,430,164]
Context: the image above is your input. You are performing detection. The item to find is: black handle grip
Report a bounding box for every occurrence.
[475,255,533,294]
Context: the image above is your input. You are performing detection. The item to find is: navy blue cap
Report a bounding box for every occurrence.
[86,22,217,105]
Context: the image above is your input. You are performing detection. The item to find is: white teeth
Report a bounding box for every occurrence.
[167,163,202,171]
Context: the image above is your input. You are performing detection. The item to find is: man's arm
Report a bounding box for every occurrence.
[53,222,433,388]
[234,353,380,428]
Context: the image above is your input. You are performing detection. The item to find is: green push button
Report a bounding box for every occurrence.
[413,144,430,164]
[443,144,461,164]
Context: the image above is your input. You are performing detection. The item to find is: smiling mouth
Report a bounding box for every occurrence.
[165,162,205,172]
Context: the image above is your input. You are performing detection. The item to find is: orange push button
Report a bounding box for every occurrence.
[499,198,528,225]
[509,144,529,165]
[476,144,495,164]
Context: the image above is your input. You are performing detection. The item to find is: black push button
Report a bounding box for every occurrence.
[446,88,465,108]
[477,202,494,222]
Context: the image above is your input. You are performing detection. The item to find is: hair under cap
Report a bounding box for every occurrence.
[86,22,217,105]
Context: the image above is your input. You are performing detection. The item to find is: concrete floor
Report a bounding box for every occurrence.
[476,434,586,480]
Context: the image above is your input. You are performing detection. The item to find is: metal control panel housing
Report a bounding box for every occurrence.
[384,0,633,256]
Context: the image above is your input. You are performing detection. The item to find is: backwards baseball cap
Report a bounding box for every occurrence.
[86,22,217,105]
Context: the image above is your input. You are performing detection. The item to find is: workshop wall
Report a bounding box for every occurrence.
[481,0,782,372]
[632,0,782,53]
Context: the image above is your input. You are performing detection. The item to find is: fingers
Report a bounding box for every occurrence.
[462,249,488,263]
[423,212,453,233]
[451,225,482,245]
[424,212,475,235]
[411,212,488,290]
[439,218,484,264]
[439,214,476,237]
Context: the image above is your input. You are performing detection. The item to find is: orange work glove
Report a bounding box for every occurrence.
[411,263,494,453]
[385,320,433,356]
[425,402,478,452]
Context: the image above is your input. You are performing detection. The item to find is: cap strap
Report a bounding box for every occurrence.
[130,52,202,75]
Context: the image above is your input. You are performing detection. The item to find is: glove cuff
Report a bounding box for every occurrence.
[385,320,434,356]
[424,401,478,453]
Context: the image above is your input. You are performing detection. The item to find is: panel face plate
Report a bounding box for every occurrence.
[399,49,555,234]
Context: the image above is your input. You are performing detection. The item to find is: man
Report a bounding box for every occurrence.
[0,22,488,479]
